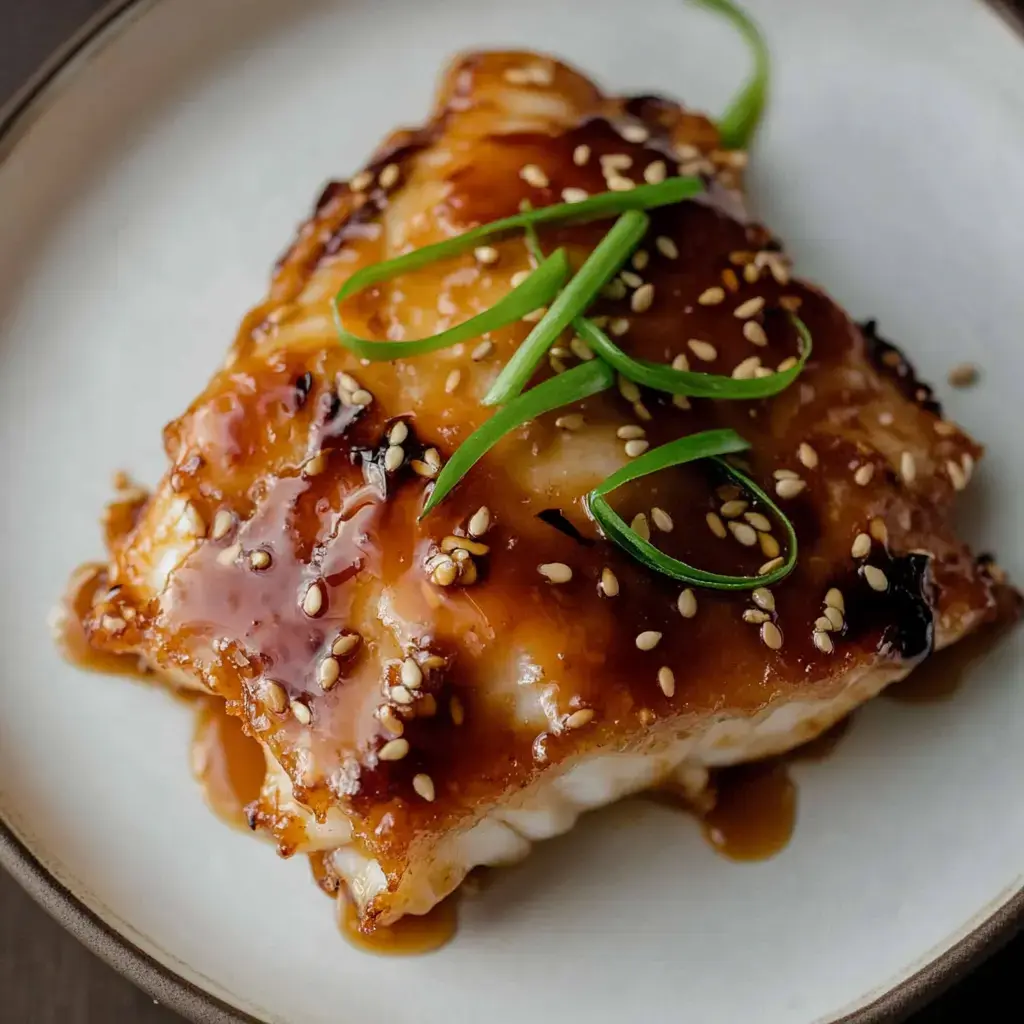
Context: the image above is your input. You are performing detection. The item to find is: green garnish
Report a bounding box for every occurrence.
[587,429,798,589]
[576,314,811,399]
[421,359,615,516]
[694,0,770,150]
[483,211,650,406]
[333,177,703,360]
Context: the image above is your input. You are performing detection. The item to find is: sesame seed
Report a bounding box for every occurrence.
[610,317,631,336]
[450,696,465,725]
[706,512,727,539]
[798,443,818,470]
[677,588,697,618]
[445,369,461,394]
[332,633,360,657]
[754,366,774,378]
[815,616,834,632]
[947,363,978,388]
[379,738,410,762]
[317,656,341,691]
[720,499,748,518]
[759,557,784,575]
[824,588,845,612]
[672,394,691,410]
[350,170,373,192]
[813,631,834,654]
[652,507,674,533]
[961,452,975,483]
[471,339,494,362]
[600,567,620,597]
[289,700,312,726]
[854,464,875,486]
[759,532,781,559]
[862,565,889,592]
[302,580,325,617]
[412,773,436,801]
[425,449,441,471]
[468,506,491,538]
[263,680,287,714]
[900,451,917,484]
[775,478,807,499]
[620,123,650,143]
[573,144,591,166]
[618,374,641,403]
[390,684,415,705]
[570,336,594,361]
[698,287,725,306]
[752,587,775,612]
[601,153,633,171]
[744,511,772,533]
[519,163,549,188]
[824,605,845,630]
[510,269,531,288]
[555,413,584,430]
[561,187,590,203]
[946,459,967,491]
[211,509,234,541]
[411,459,437,479]
[743,321,768,347]
[217,543,241,566]
[722,268,740,292]
[440,535,490,556]
[717,484,741,501]
[734,296,765,319]
[779,295,802,312]
[760,621,783,650]
[617,424,646,440]
[655,236,679,260]
[631,283,655,313]
[743,608,770,625]
[657,667,676,697]
[350,388,374,406]
[625,439,649,458]
[379,706,404,736]
[731,355,762,380]
[248,550,272,571]
[401,658,423,690]
[430,558,458,587]
[635,402,652,421]
[182,502,207,538]
[539,562,573,584]
[671,353,689,371]
[338,372,361,393]
[619,270,643,290]
[566,708,595,730]
[384,444,405,473]
[743,262,760,283]
[729,521,758,546]
[606,174,636,192]
[688,339,718,362]
[851,533,872,559]
[774,468,799,480]
[388,421,409,446]
[376,162,399,188]
[474,245,500,265]
[869,517,889,545]
[631,513,651,541]
[636,630,662,651]
[643,160,667,184]
[302,449,328,478]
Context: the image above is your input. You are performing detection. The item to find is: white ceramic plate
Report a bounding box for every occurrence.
[1,1,1022,1021]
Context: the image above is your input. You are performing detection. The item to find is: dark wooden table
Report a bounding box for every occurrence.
[1,2,1021,1020]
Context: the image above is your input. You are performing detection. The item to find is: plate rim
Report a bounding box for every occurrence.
[0,1,1021,1021]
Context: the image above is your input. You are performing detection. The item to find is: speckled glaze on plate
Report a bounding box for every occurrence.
[0,2,1022,1022]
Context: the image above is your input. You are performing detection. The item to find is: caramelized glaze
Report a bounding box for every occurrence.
[702,761,797,861]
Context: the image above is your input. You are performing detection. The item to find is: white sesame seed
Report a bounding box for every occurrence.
[606,174,636,192]
[290,700,312,725]
[752,587,775,612]
[573,144,591,166]
[650,238,677,264]
[430,557,458,586]
[210,509,234,541]
[776,357,798,373]
[729,521,758,546]
[620,270,643,289]
[743,263,760,283]
[732,355,762,380]
[901,451,917,484]
[539,562,573,584]
[759,556,784,575]
[851,532,872,559]
[698,287,725,306]
[566,708,595,730]
[411,459,438,479]
[474,245,500,265]
[745,512,772,533]
[383,444,404,473]
[774,468,800,480]
[657,666,676,697]
[468,506,491,538]
[625,439,649,458]
[350,170,373,192]
[412,773,436,801]
[720,500,748,518]
[561,187,590,204]
[620,123,650,143]
[333,633,360,657]
[379,706,404,736]
[815,616,834,632]
[775,478,807,499]
[961,452,975,483]
[734,296,765,319]
[616,424,646,440]
[854,464,875,486]
[519,163,549,188]
[610,317,631,337]
[643,160,667,184]
[706,512,727,539]
[824,605,845,630]
[377,163,400,189]
[743,609,770,625]
[601,153,633,171]
[469,339,494,363]
[870,518,889,546]
[636,630,662,651]
[387,422,409,447]
[813,631,834,654]
[743,321,768,347]
[263,680,287,714]
[401,658,423,690]
[181,501,207,538]
[946,459,967,491]
[248,550,272,571]
[570,335,594,361]
[510,269,532,288]
[600,567,620,597]
[759,531,781,559]
[677,588,698,618]
[825,588,845,612]
[671,353,690,372]
[302,580,325,617]
[444,369,461,394]
[672,394,691,410]
[379,738,410,762]
[688,339,718,362]
[318,656,341,690]
[350,388,374,406]
[797,443,818,470]
[631,513,651,541]
[617,374,641,403]
[862,565,889,592]
[450,696,465,726]
[753,366,775,378]
[555,413,584,430]
[760,621,783,650]
[651,507,674,533]
[631,282,655,313]
[389,684,415,706]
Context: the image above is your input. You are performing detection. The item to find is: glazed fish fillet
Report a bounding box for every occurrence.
[68,51,1001,929]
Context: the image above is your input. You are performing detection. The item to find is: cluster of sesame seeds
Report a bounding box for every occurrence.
[773,468,807,500]
[337,372,373,408]
[351,163,401,194]
[410,446,442,480]
[811,587,845,654]
[945,451,974,492]
[504,62,554,86]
